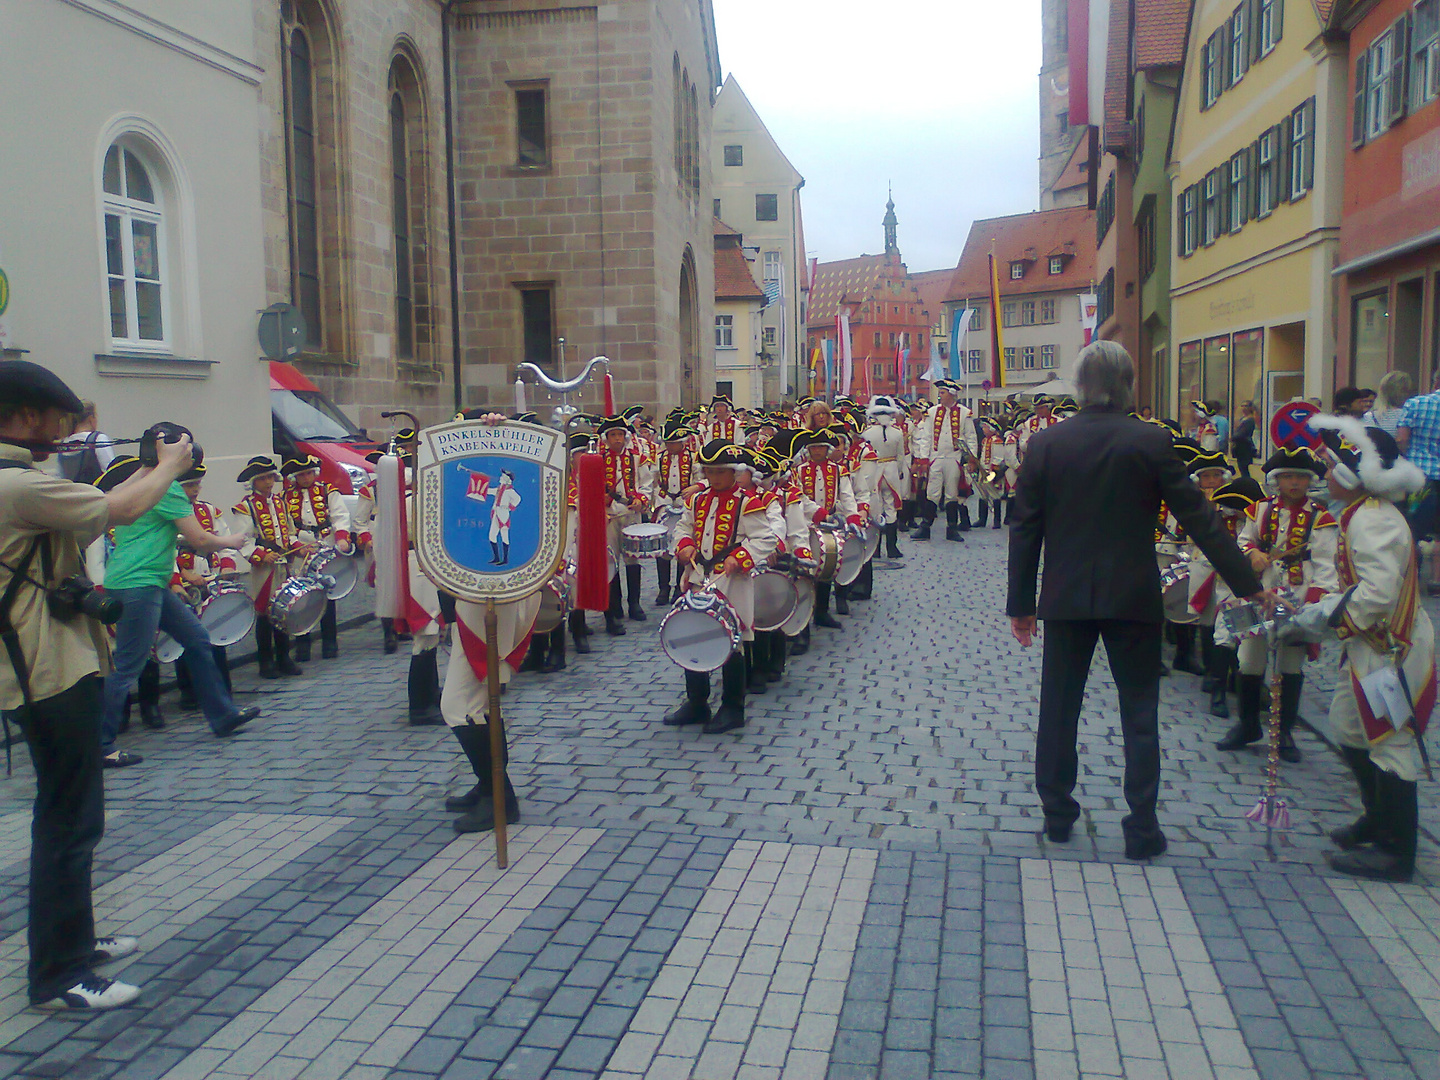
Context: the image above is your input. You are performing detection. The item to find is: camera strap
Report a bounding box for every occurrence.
[0,536,44,775]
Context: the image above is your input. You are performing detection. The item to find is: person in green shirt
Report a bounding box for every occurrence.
[97,460,259,766]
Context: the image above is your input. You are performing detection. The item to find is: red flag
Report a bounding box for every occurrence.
[466,470,492,502]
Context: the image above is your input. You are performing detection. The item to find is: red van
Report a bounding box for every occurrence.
[269,361,379,495]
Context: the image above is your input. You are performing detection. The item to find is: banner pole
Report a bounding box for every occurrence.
[485,598,509,869]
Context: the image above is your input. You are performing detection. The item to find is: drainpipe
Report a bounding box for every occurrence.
[443,0,463,414]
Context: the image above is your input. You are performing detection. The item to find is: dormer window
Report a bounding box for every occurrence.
[1010,262,1025,280]
[1049,256,1065,275]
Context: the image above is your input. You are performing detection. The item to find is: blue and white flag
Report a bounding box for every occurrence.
[948,308,975,381]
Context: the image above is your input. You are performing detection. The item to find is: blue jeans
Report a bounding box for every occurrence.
[101,587,237,752]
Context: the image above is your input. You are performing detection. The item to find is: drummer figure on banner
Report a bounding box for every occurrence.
[460,465,522,565]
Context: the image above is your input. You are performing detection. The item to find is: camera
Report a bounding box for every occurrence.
[48,576,123,625]
[139,422,203,469]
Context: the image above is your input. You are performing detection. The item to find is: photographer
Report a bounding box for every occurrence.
[0,362,194,1009]
[98,442,261,766]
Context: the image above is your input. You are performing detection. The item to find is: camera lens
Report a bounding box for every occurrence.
[88,591,124,625]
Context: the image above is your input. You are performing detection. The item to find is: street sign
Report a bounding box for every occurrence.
[257,302,306,360]
[1270,400,1322,450]
[411,420,569,602]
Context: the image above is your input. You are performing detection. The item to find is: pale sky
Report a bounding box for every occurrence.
[711,0,1043,275]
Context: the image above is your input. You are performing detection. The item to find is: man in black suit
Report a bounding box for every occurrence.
[1007,342,1268,859]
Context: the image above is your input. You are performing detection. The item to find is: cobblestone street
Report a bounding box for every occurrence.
[0,530,1437,1079]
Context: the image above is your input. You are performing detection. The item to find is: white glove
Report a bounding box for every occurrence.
[1278,588,1354,644]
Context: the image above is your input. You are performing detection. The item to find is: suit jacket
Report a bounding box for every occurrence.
[1007,407,1261,622]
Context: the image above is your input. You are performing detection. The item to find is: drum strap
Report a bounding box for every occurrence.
[697,543,741,574]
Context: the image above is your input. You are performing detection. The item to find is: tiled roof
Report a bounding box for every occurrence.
[714,242,764,302]
[804,256,889,325]
[910,269,956,320]
[1313,0,1336,25]
[1134,0,1189,68]
[713,217,741,237]
[1103,0,1134,136]
[945,207,1097,302]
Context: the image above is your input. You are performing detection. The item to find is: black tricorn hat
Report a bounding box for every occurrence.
[1261,446,1325,478]
[179,462,207,483]
[237,455,281,483]
[696,439,746,467]
[596,416,631,436]
[281,454,322,477]
[764,428,803,461]
[94,456,142,493]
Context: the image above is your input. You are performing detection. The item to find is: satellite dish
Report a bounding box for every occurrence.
[257,302,307,360]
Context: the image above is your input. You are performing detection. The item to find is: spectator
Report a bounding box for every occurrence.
[1397,373,1440,593]
[1231,401,1258,477]
[56,402,115,486]
[1209,400,1230,450]
[97,449,262,767]
[1372,371,1414,435]
[0,361,193,1009]
[1007,342,1266,860]
[1334,386,1376,420]
[1138,406,1154,421]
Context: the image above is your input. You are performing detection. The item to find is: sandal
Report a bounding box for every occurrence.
[102,751,144,768]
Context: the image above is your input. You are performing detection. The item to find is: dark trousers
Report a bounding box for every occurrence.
[1036,619,1163,840]
[12,675,105,1001]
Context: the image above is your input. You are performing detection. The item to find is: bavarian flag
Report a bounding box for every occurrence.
[988,252,1006,389]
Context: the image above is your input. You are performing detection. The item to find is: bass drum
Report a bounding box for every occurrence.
[751,570,799,633]
[780,582,815,637]
[808,529,842,583]
[836,528,878,586]
[154,631,184,664]
[658,590,743,672]
[201,580,257,648]
[303,545,359,600]
[267,576,329,637]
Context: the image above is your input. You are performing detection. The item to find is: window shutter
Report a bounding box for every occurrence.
[1217,166,1230,230]
[1277,116,1293,202]
[1177,191,1188,255]
[1272,0,1283,45]
[1219,26,1231,88]
[1240,150,1252,224]
[1249,0,1263,63]
[1388,14,1412,125]
[1303,97,1317,190]
[1354,50,1369,147]
[1248,140,1261,217]
[1237,8,1251,78]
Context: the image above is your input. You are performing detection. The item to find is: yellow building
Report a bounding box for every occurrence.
[1168,0,1348,436]
[712,219,767,408]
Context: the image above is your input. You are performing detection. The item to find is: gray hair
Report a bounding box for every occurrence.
[1378,369,1413,410]
[1073,340,1135,410]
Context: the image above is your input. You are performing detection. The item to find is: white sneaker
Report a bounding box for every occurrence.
[92,936,139,965]
[33,973,140,1010]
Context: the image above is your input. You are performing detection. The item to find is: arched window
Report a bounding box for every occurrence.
[388,49,431,365]
[101,142,167,348]
[281,0,342,355]
[688,84,700,198]
[673,55,683,184]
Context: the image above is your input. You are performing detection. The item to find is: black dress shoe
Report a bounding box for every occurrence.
[654,591,671,607]
[702,705,745,735]
[1045,822,1072,843]
[454,796,521,834]
[1277,730,1301,763]
[213,706,262,738]
[541,651,566,674]
[788,632,809,656]
[293,639,312,662]
[445,784,483,812]
[1326,847,1412,882]
[1125,832,1168,861]
[573,634,592,655]
[815,613,843,630]
[663,700,711,726]
[605,616,627,636]
[627,604,647,622]
[747,671,768,694]
[321,641,339,660]
[277,659,303,677]
[1215,723,1261,751]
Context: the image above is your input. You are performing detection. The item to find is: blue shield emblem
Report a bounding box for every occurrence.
[412,421,568,602]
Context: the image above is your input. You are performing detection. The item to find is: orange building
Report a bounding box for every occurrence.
[804,197,933,401]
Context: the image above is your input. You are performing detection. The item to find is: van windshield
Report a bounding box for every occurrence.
[271,388,365,441]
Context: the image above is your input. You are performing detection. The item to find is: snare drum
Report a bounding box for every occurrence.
[751,569,799,632]
[267,576,329,637]
[533,573,572,635]
[836,528,877,586]
[658,589,743,671]
[780,582,815,637]
[809,530,842,583]
[621,523,670,560]
[154,631,184,664]
[303,545,359,600]
[201,580,257,648]
[1219,601,1267,640]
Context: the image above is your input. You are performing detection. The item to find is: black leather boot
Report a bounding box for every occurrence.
[910,519,933,541]
[625,564,647,621]
[814,583,842,629]
[833,582,851,616]
[1199,626,1217,692]
[1331,746,1380,849]
[655,558,672,607]
[976,501,988,528]
[542,626,566,673]
[1003,498,1014,524]
[957,501,972,531]
[294,634,313,662]
[897,499,914,530]
[944,502,964,542]
[747,638,769,693]
[408,648,444,725]
[1171,624,1202,675]
[703,655,747,734]
[1328,769,1418,882]
[1206,637,1232,718]
[767,632,787,680]
[849,560,873,601]
[992,500,1004,528]
[570,610,593,653]
[664,670,712,726]
[885,524,903,559]
[320,601,339,658]
[788,626,810,656]
[910,501,934,540]
[1216,674,1264,749]
[605,578,627,635]
[139,660,164,731]
[381,617,398,654]
[518,635,546,673]
[453,720,521,834]
[1278,674,1304,763]
[274,630,303,677]
[445,723,489,811]
[256,619,277,679]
